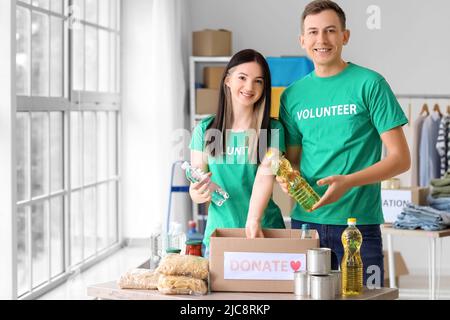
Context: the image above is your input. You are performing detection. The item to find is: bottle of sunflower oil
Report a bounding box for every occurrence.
[341,218,363,296]
[268,152,320,212]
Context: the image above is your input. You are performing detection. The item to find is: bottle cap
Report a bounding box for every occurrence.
[265,150,274,159]
[188,220,196,229]
[301,224,309,230]
[181,162,190,170]
[347,218,357,225]
[166,247,181,254]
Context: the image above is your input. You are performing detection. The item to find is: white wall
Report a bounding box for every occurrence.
[187,0,450,276]
[189,0,450,95]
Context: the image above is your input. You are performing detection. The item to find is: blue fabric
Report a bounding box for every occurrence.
[291,219,384,287]
[428,195,450,211]
[393,202,450,231]
[267,56,314,87]
[419,112,441,187]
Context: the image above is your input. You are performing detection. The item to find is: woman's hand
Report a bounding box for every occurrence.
[275,176,289,194]
[310,175,351,211]
[275,169,301,196]
[245,217,264,239]
[189,172,212,204]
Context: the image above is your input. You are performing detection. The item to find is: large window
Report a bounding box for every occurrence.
[15,0,121,299]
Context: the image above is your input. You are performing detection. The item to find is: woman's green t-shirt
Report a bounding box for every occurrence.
[189,117,286,248]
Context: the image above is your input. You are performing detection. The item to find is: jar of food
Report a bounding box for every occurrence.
[185,240,202,257]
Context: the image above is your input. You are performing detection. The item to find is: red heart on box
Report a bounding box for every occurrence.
[290,261,301,272]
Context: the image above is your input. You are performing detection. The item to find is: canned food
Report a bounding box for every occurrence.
[307,248,331,275]
[294,271,309,296]
[330,270,342,297]
[310,274,335,300]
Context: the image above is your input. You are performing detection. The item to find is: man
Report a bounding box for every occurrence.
[278,0,410,286]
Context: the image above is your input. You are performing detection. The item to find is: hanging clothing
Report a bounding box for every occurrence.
[447,124,450,175]
[419,111,442,187]
[435,115,450,177]
[411,115,427,186]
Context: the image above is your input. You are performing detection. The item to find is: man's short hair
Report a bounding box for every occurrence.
[301,0,347,32]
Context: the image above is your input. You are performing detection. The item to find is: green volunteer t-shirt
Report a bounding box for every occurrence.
[280,62,408,225]
[189,116,286,248]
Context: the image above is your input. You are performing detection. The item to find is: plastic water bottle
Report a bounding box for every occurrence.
[301,223,312,239]
[149,224,162,269]
[181,161,229,206]
[341,218,363,296]
[187,220,203,241]
[166,222,187,255]
[268,153,320,211]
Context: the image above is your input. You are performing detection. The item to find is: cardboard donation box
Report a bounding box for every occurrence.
[204,67,226,89]
[209,228,320,293]
[381,187,429,223]
[193,29,232,56]
[196,88,219,114]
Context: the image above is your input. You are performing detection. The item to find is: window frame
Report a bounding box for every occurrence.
[14,0,122,300]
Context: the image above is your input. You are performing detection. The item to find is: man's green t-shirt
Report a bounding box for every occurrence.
[189,117,286,248]
[280,62,408,225]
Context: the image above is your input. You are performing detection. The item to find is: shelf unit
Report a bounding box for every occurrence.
[189,56,231,130]
[188,56,231,232]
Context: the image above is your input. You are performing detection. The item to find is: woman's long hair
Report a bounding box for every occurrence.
[205,49,271,165]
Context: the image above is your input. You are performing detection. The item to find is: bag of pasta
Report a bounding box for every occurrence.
[117,268,160,290]
[157,274,208,295]
[156,254,209,280]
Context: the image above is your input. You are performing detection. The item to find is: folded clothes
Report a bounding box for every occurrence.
[430,180,450,197]
[428,195,450,211]
[430,177,450,188]
[394,213,446,231]
[431,192,450,199]
[394,202,450,231]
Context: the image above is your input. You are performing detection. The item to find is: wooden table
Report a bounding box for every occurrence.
[87,281,398,300]
[381,224,450,300]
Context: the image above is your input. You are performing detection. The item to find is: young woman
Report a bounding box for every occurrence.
[189,49,286,256]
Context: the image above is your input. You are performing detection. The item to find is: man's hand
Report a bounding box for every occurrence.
[245,218,264,239]
[310,175,352,211]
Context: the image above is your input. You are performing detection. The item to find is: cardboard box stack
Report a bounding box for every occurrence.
[196,88,219,115]
[196,65,226,115]
[204,66,225,89]
[209,228,319,293]
[193,29,232,56]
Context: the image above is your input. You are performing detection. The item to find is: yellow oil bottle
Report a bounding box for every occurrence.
[341,218,363,296]
[269,153,320,212]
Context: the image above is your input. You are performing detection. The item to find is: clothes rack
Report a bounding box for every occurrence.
[395,94,450,100]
